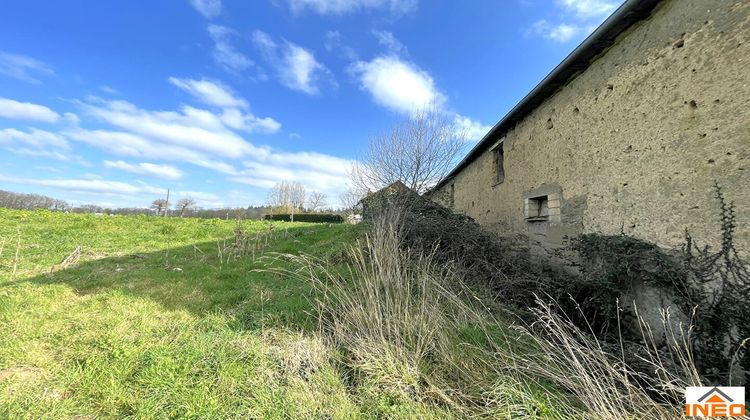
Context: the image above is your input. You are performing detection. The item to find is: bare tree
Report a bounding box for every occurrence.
[339,187,365,214]
[176,197,196,217]
[352,107,467,195]
[150,198,168,216]
[0,189,69,211]
[306,191,327,212]
[266,181,306,220]
[288,182,306,216]
[266,183,287,213]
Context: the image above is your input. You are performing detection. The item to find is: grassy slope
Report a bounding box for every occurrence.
[0,209,376,419]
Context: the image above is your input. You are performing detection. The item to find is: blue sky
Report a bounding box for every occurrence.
[0,0,622,209]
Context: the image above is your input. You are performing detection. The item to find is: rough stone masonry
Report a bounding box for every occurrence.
[432,0,749,256]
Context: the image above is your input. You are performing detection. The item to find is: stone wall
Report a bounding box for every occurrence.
[436,0,750,255]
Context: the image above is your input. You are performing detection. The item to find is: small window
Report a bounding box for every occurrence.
[449,183,455,208]
[493,143,505,185]
[525,196,549,221]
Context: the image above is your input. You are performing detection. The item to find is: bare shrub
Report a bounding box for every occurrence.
[352,107,468,195]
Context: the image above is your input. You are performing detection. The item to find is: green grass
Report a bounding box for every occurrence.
[0,209,371,418]
[0,209,583,419]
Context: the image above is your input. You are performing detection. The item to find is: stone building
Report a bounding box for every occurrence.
[430,0,749,255]
[358,181,418,220]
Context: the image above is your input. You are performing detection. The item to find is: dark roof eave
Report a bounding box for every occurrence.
[431,0,662,193]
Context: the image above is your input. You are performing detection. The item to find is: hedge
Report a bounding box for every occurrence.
[263,213,344,223]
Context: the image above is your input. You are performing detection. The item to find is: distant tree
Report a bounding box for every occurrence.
[288,182,306,217]
[339,187,365,214]
[351,107,467,194]
[176,197,196,217]
[150,198,168,216]
[266,181,306,221]
[0,189,69,211]
[307,191,327,212]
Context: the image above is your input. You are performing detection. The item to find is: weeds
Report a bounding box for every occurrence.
[271,202,748,418]
[268,210,596,417]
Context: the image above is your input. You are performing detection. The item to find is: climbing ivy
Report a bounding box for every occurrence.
[571,182,749,384]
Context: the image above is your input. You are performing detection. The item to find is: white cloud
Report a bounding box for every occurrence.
[207,24,257,74]
[0,127,69,149]
[350,55,488,143]
[0,51,54,84]
[0,173,224,208]
[530,0,618,43]
[0,127,90,164]
[65,128,242,175]
[283,44,329,95]
[0,174,154,195]
[234,151,355,199]
[252,30,334,95]
[373,30,407,55]
[189,0,222,18]
[559,0,617,19]
[168,77,281,133]
[169,77,248,109]
[350,55,445,114]
[532,20,581,43]
[219,108,281,133]
[1,78,361,208]
[453,115,492,142]
[286,0,417,16]
[324,30,358,60]
[549,23,581,42]
[99,85,120,95]
[63,112,80,124]
[103,160,185,181]
[6,148,89,165]
[0,97,60,123]
[64,93,349,199]
[78,98,268,158]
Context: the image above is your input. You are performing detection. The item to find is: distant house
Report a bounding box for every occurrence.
[429,0,749,254]
[359,181,419,220]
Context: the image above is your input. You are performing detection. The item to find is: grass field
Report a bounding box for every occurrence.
[0,208,693,419]
[0,209,381,419]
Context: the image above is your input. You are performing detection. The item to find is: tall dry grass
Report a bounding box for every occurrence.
[271,208,723,419]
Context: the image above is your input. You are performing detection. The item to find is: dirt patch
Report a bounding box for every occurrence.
[0,366,43,381]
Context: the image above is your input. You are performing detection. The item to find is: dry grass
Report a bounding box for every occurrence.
[503,300,708,419]
[270,207,723,419]
[271,210,577,417]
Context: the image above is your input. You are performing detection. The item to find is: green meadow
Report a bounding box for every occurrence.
[0,209,372,419]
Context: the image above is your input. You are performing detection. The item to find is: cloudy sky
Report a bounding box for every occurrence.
[0,0,622,209]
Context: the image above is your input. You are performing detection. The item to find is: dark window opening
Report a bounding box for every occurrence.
[526,195,549,222]
[493,144,505,185]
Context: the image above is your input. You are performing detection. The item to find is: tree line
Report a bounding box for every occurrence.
[0,189,274,219]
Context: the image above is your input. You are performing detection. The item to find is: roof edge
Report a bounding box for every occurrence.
[431,0,663,193]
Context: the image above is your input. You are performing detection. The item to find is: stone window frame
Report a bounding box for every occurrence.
[491,138,505,186]
[523,185,562,224]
